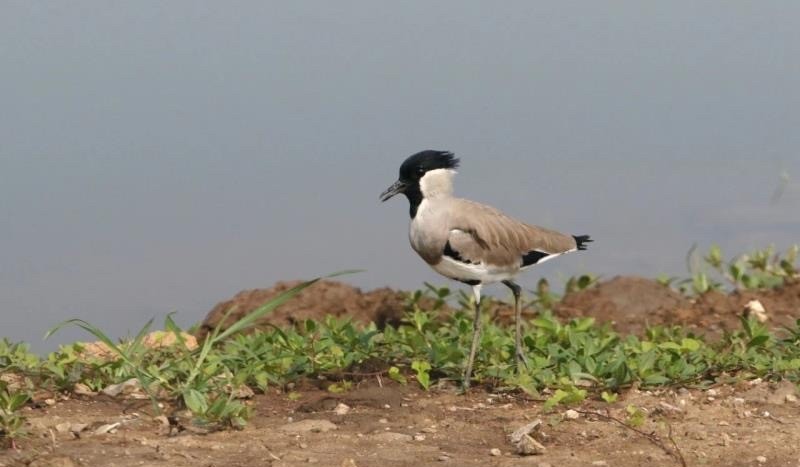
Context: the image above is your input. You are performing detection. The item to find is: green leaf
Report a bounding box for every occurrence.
[183,388,208,414]
[411,360,431,390]
[387,366,407,385]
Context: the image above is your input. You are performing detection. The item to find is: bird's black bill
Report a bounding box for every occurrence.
[380,180,408,202]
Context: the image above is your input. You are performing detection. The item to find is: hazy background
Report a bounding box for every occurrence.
[2,2,798,352]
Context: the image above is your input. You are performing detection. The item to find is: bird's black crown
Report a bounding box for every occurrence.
[398,150,460,182]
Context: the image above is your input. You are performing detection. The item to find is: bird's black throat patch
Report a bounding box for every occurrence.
[404,183,423,218]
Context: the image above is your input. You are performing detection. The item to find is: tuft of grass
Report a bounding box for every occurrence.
[677,244,799,294]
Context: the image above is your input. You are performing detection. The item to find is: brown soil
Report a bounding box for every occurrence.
[197,281,413,340]
[555,276,800,337]
[199,277,800,340]
[5,379,800,467]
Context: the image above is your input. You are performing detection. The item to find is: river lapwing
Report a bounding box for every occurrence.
[380,150,591,388]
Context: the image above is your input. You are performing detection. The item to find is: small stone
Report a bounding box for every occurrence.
[720,433,731,447]
[537,463,553,467]
[73,383,96,396]
[45,398,57,406]
[718,421,730,426]
[744,300,768,323]
[592,461,608,466]
[333,403,351,415]
[307,457,319,463]
[421,426,437,433]
[94,422,121,435]
[65,423,86,436]
[340,460,357,467]
[383,404,391,409]
[378,418,389,424]
[732,397,746,406]
[707,388,719,397]
[413,434,426,441]
[490,448,502,457]
[101,378,142,398]
[563,409,580,420]
[438,455,451,462]
[756,456,767,464]
[510,420,546,456]
[299,443,309,449]
[55,422,72,433]
[785,394,798,403]
[658,401,683,413]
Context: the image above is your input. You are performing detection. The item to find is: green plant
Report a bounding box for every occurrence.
[676,244,799,294]
[0,381,29,448]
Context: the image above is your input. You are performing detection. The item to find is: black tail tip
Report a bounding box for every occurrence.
[573,235,592,251]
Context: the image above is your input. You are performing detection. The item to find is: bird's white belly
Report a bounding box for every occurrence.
[431,255,516,284]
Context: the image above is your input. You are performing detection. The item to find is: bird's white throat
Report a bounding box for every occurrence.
[419,168,456,199]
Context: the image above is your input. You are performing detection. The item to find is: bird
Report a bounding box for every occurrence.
[380,150,591,388]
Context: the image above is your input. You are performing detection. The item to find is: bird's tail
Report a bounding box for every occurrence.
[573,235,593,251]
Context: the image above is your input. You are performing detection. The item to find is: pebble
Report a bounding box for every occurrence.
[786,394,798,403]
[437,455,451,462]
[756,456,767,464]
[592,461,608,466]
[490,448,502,457]
[413,434,426,441]
[45,398,57,406]
[718,421,730,426]
[564,409,580,420]
[93,422,121,435]
[537,463,553,467]
[707,388,719,396]
[333,403,351,415]
[378,418,389,424]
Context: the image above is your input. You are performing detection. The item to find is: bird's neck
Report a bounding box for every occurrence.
[419,169,455,199]
[407,169,456,218]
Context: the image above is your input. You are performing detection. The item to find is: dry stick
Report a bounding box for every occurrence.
[577,409,687,467]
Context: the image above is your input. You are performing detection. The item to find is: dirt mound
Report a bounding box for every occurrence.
[554,276,691,335]
[555,276,800,336]
[689,279,800,334]
[197,280,409,339]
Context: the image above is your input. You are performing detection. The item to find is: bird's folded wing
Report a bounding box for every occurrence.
[446,199,577,266]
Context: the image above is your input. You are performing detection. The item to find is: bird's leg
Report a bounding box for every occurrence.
[463,283,483,390]
[503,280,528,371]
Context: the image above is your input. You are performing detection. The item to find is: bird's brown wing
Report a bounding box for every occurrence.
[445,199,577,267]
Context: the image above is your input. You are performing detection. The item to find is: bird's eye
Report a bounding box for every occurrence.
[416,167,425,175]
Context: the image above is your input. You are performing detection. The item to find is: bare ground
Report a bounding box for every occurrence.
[4,379,800,467]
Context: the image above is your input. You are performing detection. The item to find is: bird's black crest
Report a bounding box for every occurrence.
[573,235,593,251]
[398,150,460,182]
